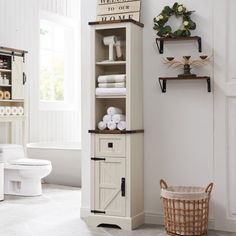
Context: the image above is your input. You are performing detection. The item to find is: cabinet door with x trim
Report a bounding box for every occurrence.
[94,157,126,217]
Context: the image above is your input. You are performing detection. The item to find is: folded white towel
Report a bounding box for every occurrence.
[98,82,126,88]
[17,107,24,116]
[107,106,123,116]
[5,106,11,116]
[98,74,126,83]
[112,114,126,123]
[103,114,112,124]
[117,121,126,131]
[11,106,18,116]
[0,106,5,116]
[107,121,117,130]
[98,121,107,130]
[96,88,126,96]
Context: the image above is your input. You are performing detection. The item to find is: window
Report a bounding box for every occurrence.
[39,12,78,110]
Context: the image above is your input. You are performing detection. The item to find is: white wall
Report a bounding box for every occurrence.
[30,0,81,144]
[81,0,215,224]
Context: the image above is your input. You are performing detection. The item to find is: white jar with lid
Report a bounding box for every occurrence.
[2,75,9,85]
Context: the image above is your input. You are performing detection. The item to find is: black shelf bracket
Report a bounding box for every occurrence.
[198,37,202,53]
[158,76,211,93]
[156,38,164,54]
[207,78,211,92]
[156,36,202,54]
[158,78,166,93]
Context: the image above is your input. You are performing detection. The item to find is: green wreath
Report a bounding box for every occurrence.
[153,2,196,38]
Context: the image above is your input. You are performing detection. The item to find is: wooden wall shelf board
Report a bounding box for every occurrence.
[158,76,211,93]
[156,36,202,54]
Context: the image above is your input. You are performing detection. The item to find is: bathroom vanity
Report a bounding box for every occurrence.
[87,20,144,230]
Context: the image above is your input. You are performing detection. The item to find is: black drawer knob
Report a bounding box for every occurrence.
[108,142,113,148]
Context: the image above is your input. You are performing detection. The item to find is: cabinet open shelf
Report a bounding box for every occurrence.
[96,61,126,66]
[0,99,24,102]
[0,69,11,73]
[0,85,12,87]
[88,129,144,134]
[156,36,202,54]
[158,76,211,93]
[96,95,126,99]
[0,115,25,122]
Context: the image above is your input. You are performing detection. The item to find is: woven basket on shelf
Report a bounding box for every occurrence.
[160,179,213,236]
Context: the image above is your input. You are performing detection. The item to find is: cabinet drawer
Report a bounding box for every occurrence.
[95,134,126,157]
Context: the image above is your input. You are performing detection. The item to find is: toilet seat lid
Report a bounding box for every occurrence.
[9,158,51,166]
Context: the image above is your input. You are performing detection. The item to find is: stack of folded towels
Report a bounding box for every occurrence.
[0,106,24,116]
[96,74,126,96]
[98,106,126,131]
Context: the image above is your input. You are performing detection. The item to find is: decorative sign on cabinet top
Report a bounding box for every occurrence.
[96,0,141,22]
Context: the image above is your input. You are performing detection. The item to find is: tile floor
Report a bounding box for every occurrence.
[0,184,235,236]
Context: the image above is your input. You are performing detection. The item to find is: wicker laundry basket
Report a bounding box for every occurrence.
[160,179,213,236]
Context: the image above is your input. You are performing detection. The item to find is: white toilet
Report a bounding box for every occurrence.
[0,144,52,196]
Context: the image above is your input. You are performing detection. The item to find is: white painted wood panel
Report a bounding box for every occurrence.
[228,99,236,216]
[95,134,126,157]
[94,157,126,217]
[214,0,236,231]
[12,57,24,100]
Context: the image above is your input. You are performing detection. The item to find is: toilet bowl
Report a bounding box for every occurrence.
[0,144,52,196]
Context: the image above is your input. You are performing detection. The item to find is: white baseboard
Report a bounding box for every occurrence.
[144,212,215,229]
[80,208,215,230]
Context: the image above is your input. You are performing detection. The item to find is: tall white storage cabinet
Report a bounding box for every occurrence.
[87,20,144,230]
[0,47,28,145]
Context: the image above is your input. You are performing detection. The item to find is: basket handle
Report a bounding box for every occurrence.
[160,179,168,189]
[205,182,213,194]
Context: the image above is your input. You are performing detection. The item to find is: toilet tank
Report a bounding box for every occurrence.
[0,144,25,162]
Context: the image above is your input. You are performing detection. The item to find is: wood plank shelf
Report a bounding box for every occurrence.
[0,115,25,123]
[158,76,211,93]
[0,99,24,102]
[88,129,144,134]
[96,61,126,66]
[89,19,144,28]
[96,95,126,99]
[0,69,11,73]
[0,84,12,87]
[156,36,202,54]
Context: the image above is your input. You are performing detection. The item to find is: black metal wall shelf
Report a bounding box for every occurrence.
[156,36,202,54]
[158,76,211,93]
